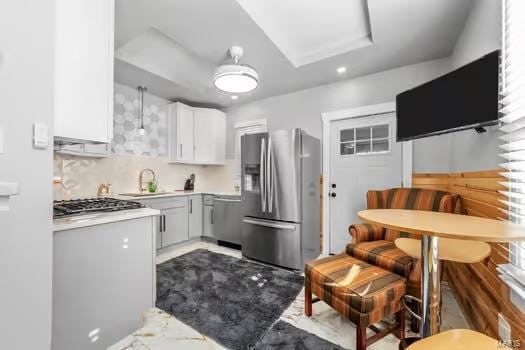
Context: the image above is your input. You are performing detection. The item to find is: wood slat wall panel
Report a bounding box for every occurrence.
[460,197,507,220]
[450,186,506,209]
[449,169,503,178]
[449,177,506,192]
[413,169,525,343]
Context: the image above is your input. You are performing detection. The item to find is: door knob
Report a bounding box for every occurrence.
[330,192,336,198]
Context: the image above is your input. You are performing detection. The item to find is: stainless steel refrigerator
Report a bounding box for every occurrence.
[241,129,320,270]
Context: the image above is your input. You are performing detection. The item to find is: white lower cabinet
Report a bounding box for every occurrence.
[188,195,203,239]
[162,206,189,246]
[138,195,204,249]
[52,216,155,350]
[203,204,215,238]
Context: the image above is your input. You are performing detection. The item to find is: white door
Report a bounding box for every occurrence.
[329,112,403,253]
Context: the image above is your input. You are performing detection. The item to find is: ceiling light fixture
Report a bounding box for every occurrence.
[213,46,258,93]
[137,86,147,136]
[337,66,347,74]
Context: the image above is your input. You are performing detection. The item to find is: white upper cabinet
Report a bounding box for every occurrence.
[54,0,114,143]
[169,102,194,162]
[168,102,225,165]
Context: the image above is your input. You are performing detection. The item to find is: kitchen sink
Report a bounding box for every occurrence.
[119,192,175,197]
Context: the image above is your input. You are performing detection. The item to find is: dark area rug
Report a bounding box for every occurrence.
[156,249,304,350]
[255,321,346,350]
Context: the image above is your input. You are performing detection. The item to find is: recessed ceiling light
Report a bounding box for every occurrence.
[231,95,239,100]
[337,66,347,74]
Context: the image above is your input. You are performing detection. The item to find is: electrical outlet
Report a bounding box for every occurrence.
[498,313,511,342]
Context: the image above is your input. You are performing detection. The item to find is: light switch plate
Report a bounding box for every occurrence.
[33,122,49,149]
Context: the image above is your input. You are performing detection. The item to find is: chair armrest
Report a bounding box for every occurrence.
[349,223,385,243]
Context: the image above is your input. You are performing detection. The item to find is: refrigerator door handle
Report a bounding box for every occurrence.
[243,218,296,231]
[267,136,273,213]
[260,138,266,213]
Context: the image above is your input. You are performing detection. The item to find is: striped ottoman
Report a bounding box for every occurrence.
[305,254,406,350]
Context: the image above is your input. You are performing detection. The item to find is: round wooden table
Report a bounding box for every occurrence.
[406,329,498,350]
[394,237,491,263]
[358,209,525,339]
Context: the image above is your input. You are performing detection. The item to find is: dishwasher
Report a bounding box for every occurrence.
[213,194,242,246]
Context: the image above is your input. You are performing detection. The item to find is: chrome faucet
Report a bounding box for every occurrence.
[139,169,157,192]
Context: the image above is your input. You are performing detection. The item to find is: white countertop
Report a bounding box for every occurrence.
[114,191,241,200]
[53,191,241,231]
[53,208,161,232]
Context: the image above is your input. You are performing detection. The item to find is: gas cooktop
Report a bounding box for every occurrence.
[53,198,144,218]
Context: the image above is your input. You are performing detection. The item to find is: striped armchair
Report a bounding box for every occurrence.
[347,188,458,301]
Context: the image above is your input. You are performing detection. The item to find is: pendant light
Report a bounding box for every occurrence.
[137,86,147,136]
[213,46,258,94]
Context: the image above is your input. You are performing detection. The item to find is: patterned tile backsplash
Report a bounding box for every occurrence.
[53,84,235,199]
[112,91,168,157]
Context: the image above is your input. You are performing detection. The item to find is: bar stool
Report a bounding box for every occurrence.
[406,329,499,350]
[395,237,491,348]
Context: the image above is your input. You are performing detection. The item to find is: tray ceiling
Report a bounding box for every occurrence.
[235,0,373,67]
[114,0,474,107]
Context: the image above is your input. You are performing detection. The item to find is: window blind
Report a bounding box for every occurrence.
[234,120,267,176]
[498,0,525,311]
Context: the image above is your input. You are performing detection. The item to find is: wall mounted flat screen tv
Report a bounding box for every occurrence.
[396,50,500,141]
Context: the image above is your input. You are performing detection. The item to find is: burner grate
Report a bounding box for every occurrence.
[53,198,144,218]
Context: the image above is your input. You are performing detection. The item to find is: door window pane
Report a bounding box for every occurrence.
[356,127,370,141]
[340,128,354,142]
[356,140,371,154]
[339,123,390,156]
[372,125,389,139]
[372,139,389,152]
[340,142,355,155]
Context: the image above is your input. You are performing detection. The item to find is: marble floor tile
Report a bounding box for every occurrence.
[111,240,470,350]
[108,335,150,350]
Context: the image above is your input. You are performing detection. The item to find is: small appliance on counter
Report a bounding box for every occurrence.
[53,198,144,219]
[184,173,195,191]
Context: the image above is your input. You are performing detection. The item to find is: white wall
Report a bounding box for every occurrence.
[417,0,502,173]
[226,57,453,172]
[0,1,54,349]
[451,0,501,69]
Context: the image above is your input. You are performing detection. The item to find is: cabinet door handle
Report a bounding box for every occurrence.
[179,144,182,157]
[211,208,214,225]
[189,199,193,214]
[159,215,163,232]
[163,215,166,232]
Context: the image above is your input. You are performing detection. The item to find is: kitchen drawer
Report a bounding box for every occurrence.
[203,195,215,205]
[146,196,188,210]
